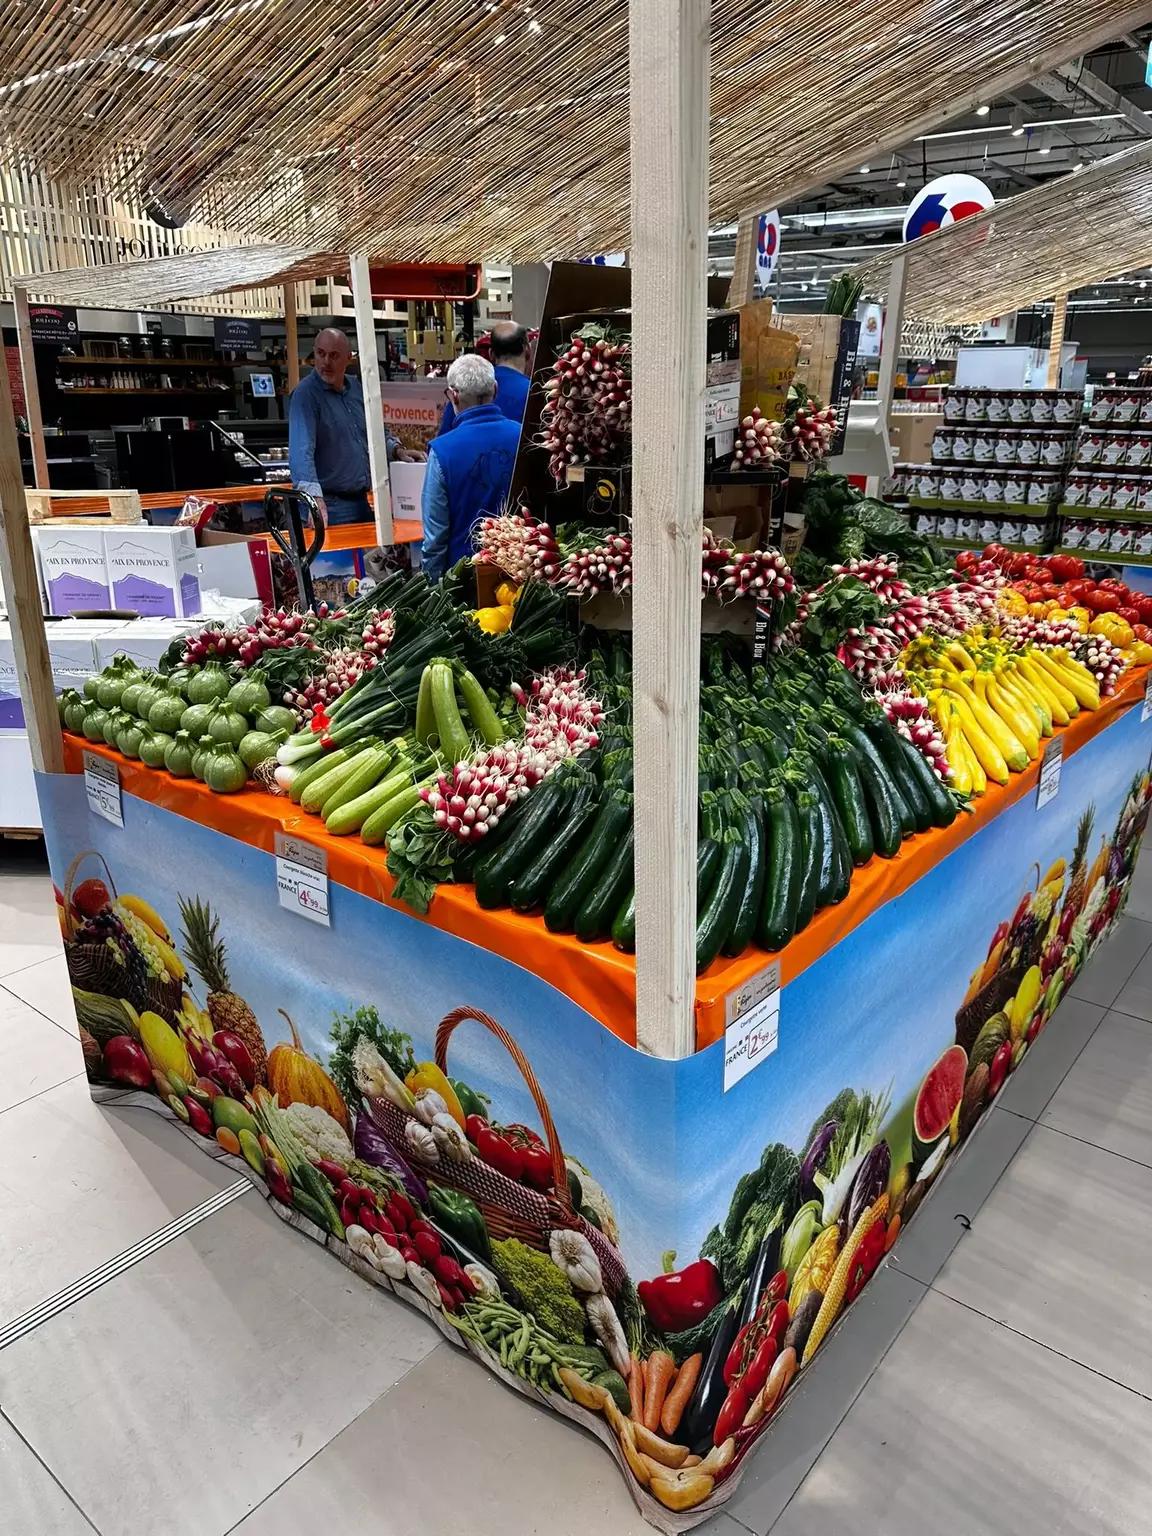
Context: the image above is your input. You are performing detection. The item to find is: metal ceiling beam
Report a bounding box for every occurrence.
[1032,62,1152,137]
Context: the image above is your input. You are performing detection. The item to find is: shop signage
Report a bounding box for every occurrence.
[754,209,781,292]
[903,174,994,242]
[84,752,123,827]
[857,301,883,359]
[828,317,861,455]
[213,316,261,350]
[274,832,330,926]
[1036,737,1063,809]
[723,961,780,1091]
[29,304,79,345]
[380,380,449,453]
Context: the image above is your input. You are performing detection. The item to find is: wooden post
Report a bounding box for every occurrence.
[875,252,908,432]
[0,352,63,774]
[284,282,300,392]
[348,252,393,546]
[727,213,759,309]
[629,0,709,1060]
[1047,293,1068,388]
[13,286,48,490]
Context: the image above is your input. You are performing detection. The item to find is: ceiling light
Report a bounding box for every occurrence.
[1073,161,1085,172]
[800,282,808,292]
[975,104,990,117]
[859,165,870,174]
[1010,107,1025,137]
[1141,281,1148,290]
[896,179,907,189]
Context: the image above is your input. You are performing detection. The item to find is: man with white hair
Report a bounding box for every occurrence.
[288,327,413,526]
[420,353,521,580]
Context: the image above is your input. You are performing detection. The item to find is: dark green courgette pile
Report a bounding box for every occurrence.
[471,640,960,972]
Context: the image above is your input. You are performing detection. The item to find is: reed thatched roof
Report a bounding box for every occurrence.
[2,0,1149,263]
[11,243,344,306]
[853,140,1152,323]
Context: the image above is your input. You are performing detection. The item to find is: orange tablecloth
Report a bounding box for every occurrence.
[63,664,1148,1053]
[40,491,421,548]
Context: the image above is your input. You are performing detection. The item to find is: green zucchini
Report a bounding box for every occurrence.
[288,744,356,803]
[473,775,572,909]
[300,745,378,815]
[824,739,873,866]
[697,836,723,904]
[430,661,470,763]
[321,745,397,821]
[544,793,633,933]
[843,721,913,841]
[805,758,848,906]
[574,824,636,943]
[360,784,424,845]
[757,788,802,951]
[696,835,751,973]
[793,787,824,933]
[414,665,436,745]
[455,666,505,746]
[896,734,957,829]
[509,794,600,911]
[866,716,931,833]
[721,804,766,958]
[610,888,636,952]
[325,765,414,836]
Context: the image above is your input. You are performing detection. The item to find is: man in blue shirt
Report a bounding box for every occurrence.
[288,328,409,526]
[421,354,521,581]
[437,320,532,435]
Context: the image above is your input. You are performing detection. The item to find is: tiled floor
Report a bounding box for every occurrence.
[2,839,1150,1536]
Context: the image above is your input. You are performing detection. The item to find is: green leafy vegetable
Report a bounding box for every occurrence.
[802,578,886,652]
[328,1004,417,1108]
[812,1087,891,1225]
[702,1142,801,1293]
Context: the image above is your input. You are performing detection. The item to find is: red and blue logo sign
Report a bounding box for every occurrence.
[903,174,994,243]
[755,209,781,288]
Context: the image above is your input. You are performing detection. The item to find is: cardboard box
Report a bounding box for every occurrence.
[0,619,130,730]
[889,412,942,465]
[104,525,202,619]
[34,526,111,614]
[739,301,800,422]
[388,460,426,527]
[197,531,275,607]
[92,619,198,673]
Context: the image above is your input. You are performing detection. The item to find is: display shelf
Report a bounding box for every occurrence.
[1057,546,1152,567]
[58,386,232,396]
[1072,462,1152,473]
[905,495,1055,515]
[1057,504,1152,523]
[57,356,243,368]
[933,535,1047,553]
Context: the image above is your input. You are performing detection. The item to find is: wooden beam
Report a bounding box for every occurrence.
[1047,292,1069,388]
[13,287,48,490]
[629,0,708,1060]
[0,348,62,774]
[284,282,300,392]
[727,213,759,309]
[348,252,393,546]
[875,252,908,432]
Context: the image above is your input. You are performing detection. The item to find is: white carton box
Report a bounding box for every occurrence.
[104,525,202,619]
[34,527,111,615]
[93,618,198,673]
[0,619,130,730]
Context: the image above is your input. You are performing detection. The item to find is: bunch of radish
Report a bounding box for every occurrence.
[538,326,632,486]
[829,557,909,604]
[788,400,839,461]
[871,685,950,781]
[555,531,633,600]
[474,512,562,584]
[731,407,786,470]
[360,610,395,658]
[699,536,795,603]
[283,647,376,719]
[182,608,326,670]
[426,670,603,843]
[1003,615,1124,695]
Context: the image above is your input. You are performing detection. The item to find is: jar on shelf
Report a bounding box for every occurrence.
[1002,469,1029,505]
[1062,519,1088,549]
[1083,520,1110,552]
[1053,392,1081,425]
[1087,474,1115,509]
[1041,433,1069,467]
[931,424,954,461]
[1126,434,1152,468]
[1016,431,1041,466]
[1078,430,1105,464]
[1139,392,1152,425]
[1062,471,1090,508]
[1089,391,1115,423]
[951,425,974,462]
[1114,391,1140,424]
[1102,432,1129,467]
[943,389,966,424]
[939,467,963,501]
[985,392,1010,424]
[916,465,940,499]
[1138,480,1152,514]
[1027,471,1058,507]
[957,511,979,542]
[1007,390,1032,424]
[972,428,997,463]
[1108,523,1134,553]
[1031,392,1055,424]
[959,466,984,501]
[994,431,1019,465]
[964,389,988,422]
[1133,523,1152,555]
[983,468,1007,504]
[1112,478,1139,511]
[937,511,958,538]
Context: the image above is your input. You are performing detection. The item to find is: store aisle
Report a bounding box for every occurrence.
[1,842,1150,1536]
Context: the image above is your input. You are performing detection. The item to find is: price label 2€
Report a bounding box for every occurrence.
[274,832,330,926]
[723,961,780,1091]
[1143,671,1152,723]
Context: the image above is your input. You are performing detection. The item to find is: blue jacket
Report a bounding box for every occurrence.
[422,403,521,577]
[288,370,398,496]
[438,364,530,435]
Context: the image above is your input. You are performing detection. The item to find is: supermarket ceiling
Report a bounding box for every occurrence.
[0,0,1150,265]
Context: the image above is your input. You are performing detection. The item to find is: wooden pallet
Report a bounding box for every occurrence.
[26,489,142,524]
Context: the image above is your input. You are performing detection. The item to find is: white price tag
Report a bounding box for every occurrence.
[84,751,123,827]
[1036,737,1063,810]
[1143,671,1152,722]
[723,961,780,1091]
[274,832,330,926]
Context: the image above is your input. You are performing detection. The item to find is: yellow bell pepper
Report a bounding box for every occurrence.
[473,605,513,634]
[495,581,520,607]
[405,1062,466,1128]
[1131,640,1152,665]
[997,588,1028,617]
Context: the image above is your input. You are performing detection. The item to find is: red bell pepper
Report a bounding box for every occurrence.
[844,1220,886,1305]
[637,1252,724,1334]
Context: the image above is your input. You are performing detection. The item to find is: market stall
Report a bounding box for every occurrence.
[4,0,1152,1530]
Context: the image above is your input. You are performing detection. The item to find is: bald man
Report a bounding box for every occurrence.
[288,327,411,526]
[437,320,532,436]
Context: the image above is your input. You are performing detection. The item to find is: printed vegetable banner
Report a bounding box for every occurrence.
[34,698,1152,1531]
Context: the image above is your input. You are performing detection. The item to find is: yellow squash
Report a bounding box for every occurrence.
[268,1009,350,1131]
